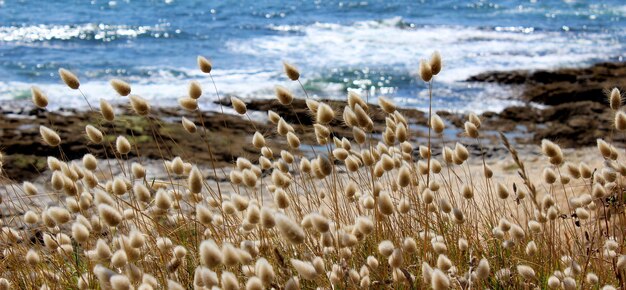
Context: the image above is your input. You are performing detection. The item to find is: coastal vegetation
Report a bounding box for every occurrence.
[0,53,625,290]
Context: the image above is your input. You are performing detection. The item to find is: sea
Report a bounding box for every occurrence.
[0,0,625,113]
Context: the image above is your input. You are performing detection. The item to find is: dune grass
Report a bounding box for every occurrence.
[0,53,625,290]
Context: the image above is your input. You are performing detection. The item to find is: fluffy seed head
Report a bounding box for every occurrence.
[454,143,469,161]
[452,207,464,223]
[167,280,184,290]
[430,51,442,75]
[170,157,184,175]
[287,132,300,148]
[188,80,202,99]
[397,166,411,187]
[31,86,48,108]
[356,216,374,235]
[155,190,172,210]
[431,114,445,133]
[316,103,335,124]
[255,258,275,284]
[541,139,561,158]
[586,273,599,285]
[437,254,452,271]
[496,183,510,199]
[476,258,490,280]
[396,123,408,142]
[547,276,560,289]
[291,259,318,280]
[377,240,394,257]
[116,136,131,155]
[98,204,122,227]
[26,248,40,265]
[268,110,280,124]
[517,265,535,280]
[277,118,293,136]
[222,200,237,215]
[274,188,289,208]
[189,166,203,194]
[343,106,357,127]
[597,139,612,158]
[318,155,333,176]
[431,269,449,290]
[389,248,403,268]
[353,127,366,144]
[178,117,197,135]
[610,88,621,110]
[580,162,593,179]
[422,262,433,285]
[401,237,417,253]
[100,99,115,121]
[469,112,481,127]
[131,162,146,179]
[96,239,112,260]
[283,61,300,81]
[48,206,71,224]
[82,154,97,171]
[23,182,38,196]
[526,241,538,255]
[231,96,247,114]
[129,230,145,248]
[40,126,61,146]
[242,169,258,187]
[354,103,372,129]
[111,250,128,268]
[510,224,525,241]
[221,243,240,267]
[378,97,396,114]
[197,56,212,73]
[59,68,80,89]
[24,210,39,224]
[419,60,433,82]
[543,168,557,184]
[284,277,300,290]
[458,238,468,251]
[129,95,150,115]
[616,111,626,131]
[110,79,131,96]
[199,239,222,267]
[461,184,473,199]
[465,121,479,138]
[261,207,275,228]
[563,277,576,290]
[275,85,294,105]
[378,191,394,215]
[275,214,305,244]
[246,276,263,290]
[310,213,330,233]
[196,204,213,225]
[179,97,198,111]
[51,171,64,191]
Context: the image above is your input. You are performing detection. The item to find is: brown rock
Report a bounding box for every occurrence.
[468,62,626,105]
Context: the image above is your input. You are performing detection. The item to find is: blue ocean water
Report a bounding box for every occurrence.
[0,0,624,112]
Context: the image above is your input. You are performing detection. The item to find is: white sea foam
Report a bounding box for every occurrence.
[0,76,520,114]
[235,17,623,84]
[2,17,622,114]
[0,67,285,110]
[0,23,176,42]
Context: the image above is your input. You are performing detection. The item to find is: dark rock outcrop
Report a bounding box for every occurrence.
[468,62,626,105]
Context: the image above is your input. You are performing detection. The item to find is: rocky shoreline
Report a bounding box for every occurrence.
[468,62,626,105]
[1,61,624,180]
[469,62,626,146]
